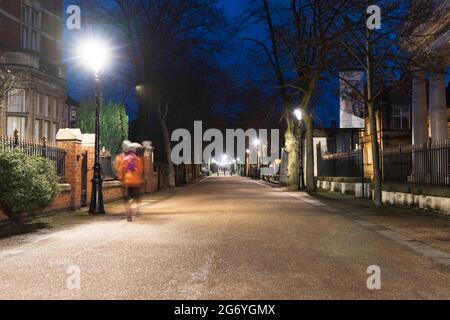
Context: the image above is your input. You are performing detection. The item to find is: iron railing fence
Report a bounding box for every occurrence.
[0,134,66,182]
[317,146,363,178]
[100,156,114,181]
[317,139,449,188]
[382,139,449,187]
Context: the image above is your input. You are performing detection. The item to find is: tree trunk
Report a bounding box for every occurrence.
[284,110,300,189]
[366,28,382,206]
[304,112,316,192]
[158,100,176,188]
[367,101,382,206]
[285,125,299,189]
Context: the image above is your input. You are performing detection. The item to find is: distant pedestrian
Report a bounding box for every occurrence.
[114,141,144,222]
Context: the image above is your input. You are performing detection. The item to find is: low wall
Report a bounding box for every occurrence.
[103,180,125,202]
[45,184,73,212]
[316,177,370,197]
[381,185,450,215]
[0,130,161,224]
[317,177,450,215]
[0,181,126,223]
[0,184,74,222]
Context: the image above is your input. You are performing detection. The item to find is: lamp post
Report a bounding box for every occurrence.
[245,149,250,176]
[294,109,306,191]
[80,39,110,214]
[253,139,261,179]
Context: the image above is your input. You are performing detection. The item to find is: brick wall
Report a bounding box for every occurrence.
[57,138,83,210]
[0,130,164,222]
[143,146,158,193]
[103,181,125,202]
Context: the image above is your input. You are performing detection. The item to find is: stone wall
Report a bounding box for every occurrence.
[317,177,450,215]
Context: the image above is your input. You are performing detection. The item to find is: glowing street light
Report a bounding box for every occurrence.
[79,38,110,75]
[294,108,305,190]
[253,139,261,147]
[78,38,111,214]
[294,108,302,121]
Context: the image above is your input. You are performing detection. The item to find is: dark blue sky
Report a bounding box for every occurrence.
[63,0,258,122]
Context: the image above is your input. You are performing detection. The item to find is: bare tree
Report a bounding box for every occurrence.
[156,98,176,187]
[333,0,441,206]
[245,0,355,191]
[86,0,228,187]
[0,66,16,106]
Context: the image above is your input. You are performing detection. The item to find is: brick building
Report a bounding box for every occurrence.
[0,0,66,142]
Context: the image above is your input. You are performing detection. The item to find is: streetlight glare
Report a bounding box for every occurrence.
[294,108,302,121]
[79,39,111,74]
[253,139,260,147]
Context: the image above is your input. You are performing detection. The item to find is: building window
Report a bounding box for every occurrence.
[50,123,57,142]
[7,116,26,136]
[392,106,410,130]
[53,99,57,119]
[36,93,41,115]
[43,121,49,139]
[34,119,41,138]
[44,95,49,117]
[7,89,26,113]
[21,3,40,51]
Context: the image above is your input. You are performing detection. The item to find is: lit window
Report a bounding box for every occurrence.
[34,119,41,138]
[43,121,49,139]
[391,106,410,130]
[36,93,41,115]
[7,116,26,136]
[44,95,49,117]
[7,89,26,113]
[50,123,57,142]
[53,99,57,119]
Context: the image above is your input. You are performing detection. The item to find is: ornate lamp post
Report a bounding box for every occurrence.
[79,39,110,214]
[294,109,306,190]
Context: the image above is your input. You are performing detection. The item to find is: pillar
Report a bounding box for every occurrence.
[143,141,157,193]
[56,129,83,211]
[429,70,447,141]
[81,134,96,203]
[412,71,429,145]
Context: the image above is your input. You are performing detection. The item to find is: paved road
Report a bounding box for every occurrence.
[1,176,450,299]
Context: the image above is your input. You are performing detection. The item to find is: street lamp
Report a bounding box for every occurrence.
[79,38,111,214]
[253,139,261,179]
[245,149,250,176]
[294,108,306,190]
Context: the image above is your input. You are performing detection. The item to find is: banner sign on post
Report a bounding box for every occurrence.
[339,71,365,129]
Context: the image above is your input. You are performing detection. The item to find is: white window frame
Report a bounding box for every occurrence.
[391,105,411,130]
[44,95,49,117]
[21,1,41,51]
[7,89,26,113]
[6,116,27,136]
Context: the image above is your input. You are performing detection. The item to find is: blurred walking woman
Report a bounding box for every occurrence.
[114,141,145,222]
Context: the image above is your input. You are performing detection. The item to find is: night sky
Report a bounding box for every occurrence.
[61,1,369,128]
[63,0,271,123]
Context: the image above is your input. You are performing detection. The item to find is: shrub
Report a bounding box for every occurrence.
[0,147,59,221]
